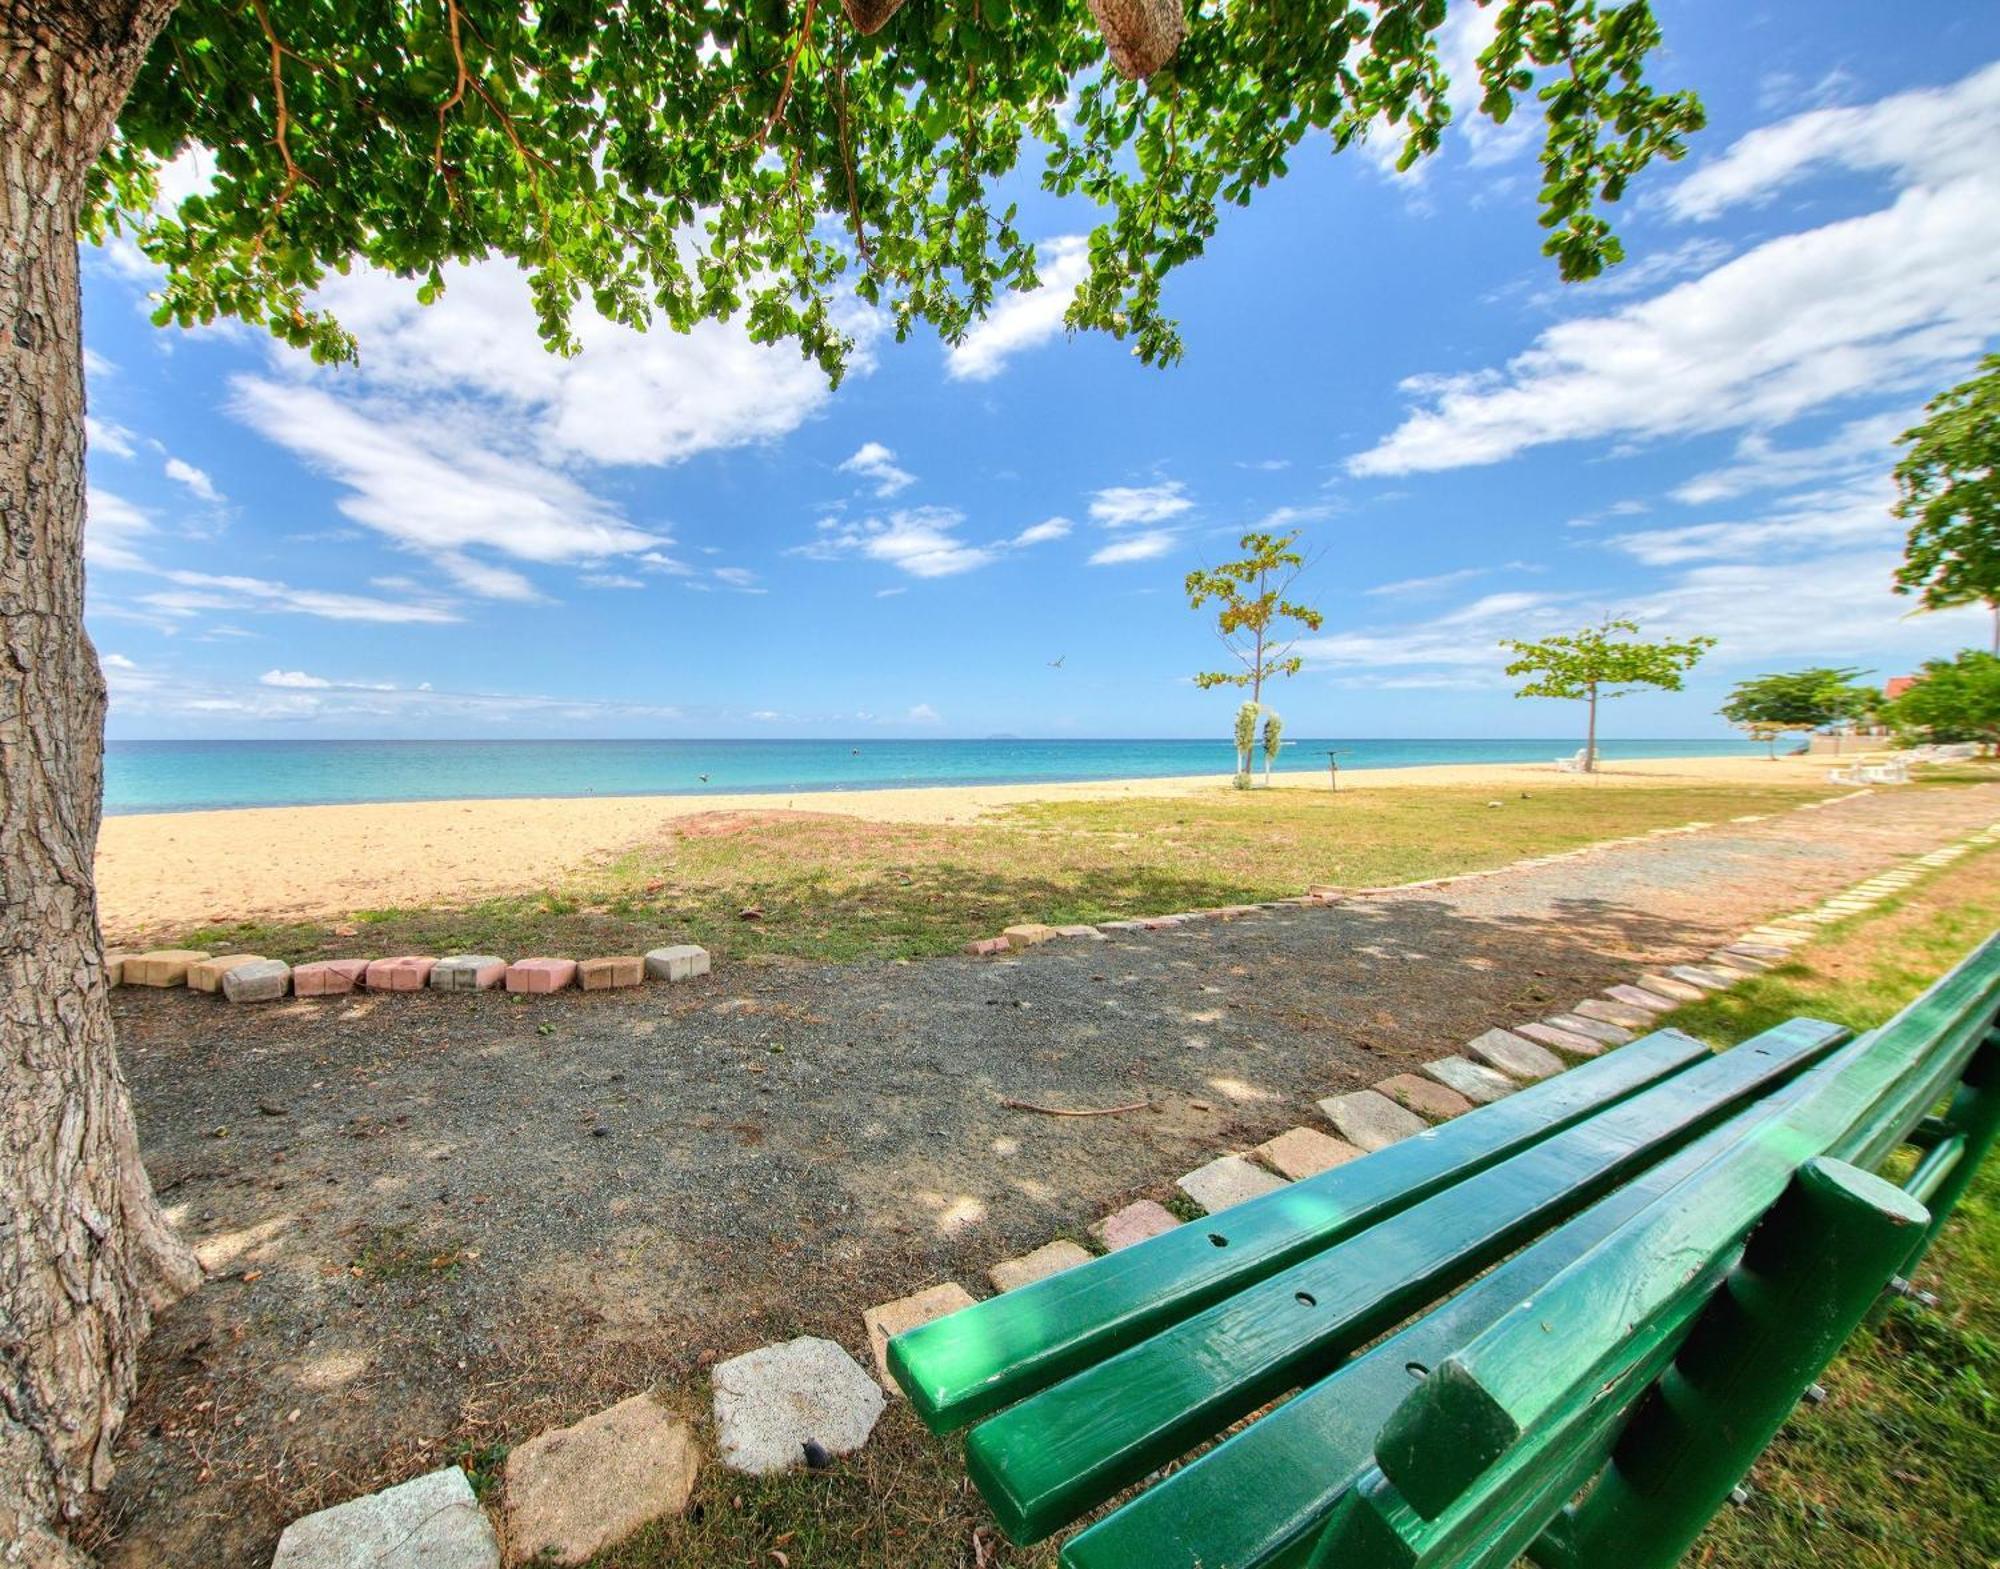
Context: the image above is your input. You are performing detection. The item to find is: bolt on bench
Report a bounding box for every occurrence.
[888,933,2000,1568]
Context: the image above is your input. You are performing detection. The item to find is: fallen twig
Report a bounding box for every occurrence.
[1001,1097,1154,1117]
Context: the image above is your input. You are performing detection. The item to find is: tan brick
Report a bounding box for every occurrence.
[1250,1126,1362,1180]
[988,1240,1092,1294]
[862,1282,977,1391]
[188,953,266,994]
[125,950,208,987]
[1375,1073,1473,1121]
[579,956,644,990]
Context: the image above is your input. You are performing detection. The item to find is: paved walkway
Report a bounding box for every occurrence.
[105,783,2000,1566]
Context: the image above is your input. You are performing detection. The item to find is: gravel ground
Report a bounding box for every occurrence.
[96,783,2000,1566]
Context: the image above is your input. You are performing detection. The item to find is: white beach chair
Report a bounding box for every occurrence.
[1554,748,1589,773]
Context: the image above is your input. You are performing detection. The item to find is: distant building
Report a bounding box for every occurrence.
[1884,675,1920,700]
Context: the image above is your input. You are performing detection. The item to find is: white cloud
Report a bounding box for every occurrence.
[1256,503,1336,530]
[1670,412,1907,505]
[838,441,916,497]
[1627,550,1987,664]
[1011,516,1073,547]
[1553,238,1735,302]
[102,653,138,670]
[230,376,661,589]
[142,570,459,624]
[1089,530,1179,566]
[1669,61,2000,221]
[1089,482,1192,527]
[309,260,871,468]
[1296,591,1578,676]
[1438,2,1535,169]
[1366,566,1492,598]
[218,257,882,601]
[713,566,764,592]
[906,702,942,725]
[1608,474,1898,567]
[85,487,153,570]
[638,550,695,577]
[87,417,137,459]
[163,456,221,503]
[945,235,1091,382]
[109,665,688,728]
[1351,66,2000,476]
[796,506,996,579]
[580,573,646,590]
[435,553,543,601]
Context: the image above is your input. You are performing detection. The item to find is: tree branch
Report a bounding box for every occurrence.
[760,0,818,148]
[248,0,305,215]
[832,24,871,263]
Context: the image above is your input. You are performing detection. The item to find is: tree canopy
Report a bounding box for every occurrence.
[1186,528,1324,699]
[1882,651,2000,748]
[1501,615,1714,770]
[87,0,1706,378]
[1501,616,1714,703]
[1893,353,2000,651]
[1718,667,1876,738]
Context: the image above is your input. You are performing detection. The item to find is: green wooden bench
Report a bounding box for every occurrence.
[888,933,2000,1568]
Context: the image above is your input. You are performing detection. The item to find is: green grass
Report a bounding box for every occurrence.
[1666,846,2000,1568]
[153,778,1832,967]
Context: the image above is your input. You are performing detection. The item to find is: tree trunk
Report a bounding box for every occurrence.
[1584,682,1599,773]
[2,5,196,1562]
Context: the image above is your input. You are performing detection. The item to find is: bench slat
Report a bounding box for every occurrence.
[889,1029,1709,1435]
[963,1022,1838,1544]
[1056,1021,1850,1569]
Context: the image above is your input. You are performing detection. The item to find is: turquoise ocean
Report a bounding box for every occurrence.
[103,737,1774,815]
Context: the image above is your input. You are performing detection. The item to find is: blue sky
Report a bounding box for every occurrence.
[84,2,2000,742]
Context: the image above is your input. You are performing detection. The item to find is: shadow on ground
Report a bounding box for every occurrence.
[101,884,1722,1566]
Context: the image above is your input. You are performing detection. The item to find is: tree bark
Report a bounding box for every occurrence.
[2,4,195,1562]
[1584,681,1599,773]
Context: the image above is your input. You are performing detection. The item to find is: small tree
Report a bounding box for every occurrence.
[1894,355,2000,654]
[1189,531,1323,777]
[1262,712,1285,787]
[1232,701,1260,787]
[1882,651,2000,749]
[1501,618,1716,773]
[1719,667,1878,758]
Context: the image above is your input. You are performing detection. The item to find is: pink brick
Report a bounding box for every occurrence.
[1088,1199,1180,1252]
[962,937,1012,957]
[364,955,437,992]
[506,957,577,994]
[292,958,370,997]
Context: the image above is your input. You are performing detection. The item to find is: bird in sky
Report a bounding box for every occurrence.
[1049,655,1065,669]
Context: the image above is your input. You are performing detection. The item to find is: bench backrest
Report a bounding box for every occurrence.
[903,930,2000,1568]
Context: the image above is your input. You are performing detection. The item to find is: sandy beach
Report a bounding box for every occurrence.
[95,751,1848,937]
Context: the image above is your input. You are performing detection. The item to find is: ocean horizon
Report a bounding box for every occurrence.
[102,736,1776,815]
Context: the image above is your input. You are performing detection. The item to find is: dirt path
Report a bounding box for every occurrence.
[99,783,2000,1565]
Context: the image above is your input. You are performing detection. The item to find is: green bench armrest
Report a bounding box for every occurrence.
[1317,1156,1926,1569]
